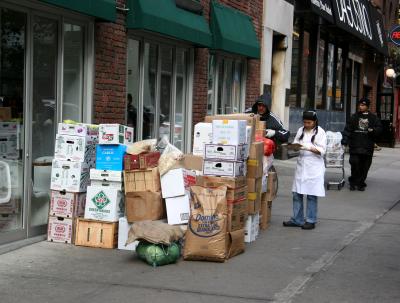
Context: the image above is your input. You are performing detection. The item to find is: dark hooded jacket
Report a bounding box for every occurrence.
[341,111,382,156]
[248,93,290,143]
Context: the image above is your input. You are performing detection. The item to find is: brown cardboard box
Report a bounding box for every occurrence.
[125,191,165,222]
[123,168,161,194]
[182,154,203,171]
[249,142,264,161]
[74,218,118,248]
[260,200,272,230]
[196,175,246,189]
[226,186,248,202]
[247,177,262,193]
[247,159,263,178]
[0,107,11,121]
[124,152,160,170]
[227,199,248,231]
[248,192,261,214]
[266,172,278,201]
[256,120,266,130]
[227,229,245,259]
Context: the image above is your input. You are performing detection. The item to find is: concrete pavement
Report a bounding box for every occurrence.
[0,147,399,303]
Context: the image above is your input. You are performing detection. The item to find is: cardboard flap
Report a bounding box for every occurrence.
[228,229,245,258]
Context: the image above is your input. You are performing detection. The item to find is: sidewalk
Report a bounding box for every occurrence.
[0,148,399,303]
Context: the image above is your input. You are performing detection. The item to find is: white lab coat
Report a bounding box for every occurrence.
[292,126,327,197]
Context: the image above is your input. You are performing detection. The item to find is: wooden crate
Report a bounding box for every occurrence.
[74,218,118,249]
[123,168,160,194]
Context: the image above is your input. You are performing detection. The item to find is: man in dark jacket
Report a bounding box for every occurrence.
[249,93,290,143]
[341,98,382,191]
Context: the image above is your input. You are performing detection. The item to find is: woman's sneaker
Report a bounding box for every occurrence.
[283,220,301,227]
[301,222,315,230]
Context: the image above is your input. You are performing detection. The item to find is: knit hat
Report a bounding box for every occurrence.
[303,110,318,121]
[358,98,370,107]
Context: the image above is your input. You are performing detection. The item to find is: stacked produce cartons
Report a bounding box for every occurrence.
[75,124,133,249]
[48,123,99,244]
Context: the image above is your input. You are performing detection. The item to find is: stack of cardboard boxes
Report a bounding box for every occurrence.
[73,124,133,249]
[48,123,98,243]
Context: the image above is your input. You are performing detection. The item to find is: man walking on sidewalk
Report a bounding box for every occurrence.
[341,98,382,191]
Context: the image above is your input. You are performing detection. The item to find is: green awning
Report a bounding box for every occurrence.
[39,0,116,22]
[126,0,212,47]
[211,1,260,58]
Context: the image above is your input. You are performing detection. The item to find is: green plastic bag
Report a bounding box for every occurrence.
[136,241,181,267]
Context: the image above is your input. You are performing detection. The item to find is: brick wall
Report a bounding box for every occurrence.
[93,0,127,124]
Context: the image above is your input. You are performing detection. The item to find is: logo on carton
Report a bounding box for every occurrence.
[57,199,68,207]
[102,133,114,141]
[55,225,66,233]
[91,191,110,210]
[189,214,222,238]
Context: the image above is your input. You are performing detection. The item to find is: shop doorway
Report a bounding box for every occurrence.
[377,90,395,147]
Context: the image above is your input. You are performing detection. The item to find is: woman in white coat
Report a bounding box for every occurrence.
[283,110,327,230]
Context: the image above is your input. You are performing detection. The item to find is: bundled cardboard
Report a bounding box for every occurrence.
[212,120,247,145]
[54,134,96,163]
[125,191,165,222]
[123,151,160,170]
[260,198,272,230]
[192,122,212,156]
[49,191,86,218]
[247,177,262,193]
[160,168,196,198]
[203,160,246,177]
[50,160,90,192]
[248,192,261,215]
[165,193,190,225]
[99,124,134,145]
[204,144,247,161]
[84,186,123,222]
[96,145,127,171]
[265,172,278,201]
[47,216,74,244]
[249,142,264,160]
[124,167,161,193]
[247,159,263,178]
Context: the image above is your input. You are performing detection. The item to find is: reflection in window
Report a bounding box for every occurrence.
[126,39,140,138]
[301,31,310,108]
[315,39,325,109]
[159,46,173,141]
[174,49,187,150]
[334,48,344,110]
[289,27,300,107]
[326,43,334,110]
[142,43,157,140]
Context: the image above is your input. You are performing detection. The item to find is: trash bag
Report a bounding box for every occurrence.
[263,138,276,156]
[157,136,184,176]
[136,241,181,267]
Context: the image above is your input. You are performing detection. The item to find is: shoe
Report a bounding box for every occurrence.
[358,186,365,191]
[350,185,356,191]
[283,220,301,227]
[302,222,315,230]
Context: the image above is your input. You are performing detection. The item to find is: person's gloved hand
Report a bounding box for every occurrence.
[265,129,276,138]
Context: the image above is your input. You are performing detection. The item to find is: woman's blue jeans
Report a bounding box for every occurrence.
[291,192,318,225]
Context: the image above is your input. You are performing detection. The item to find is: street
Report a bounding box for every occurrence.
[0,147,399,303]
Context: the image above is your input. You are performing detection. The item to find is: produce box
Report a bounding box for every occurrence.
[99,124,134,145]
[90,180,123,191]
[203,160,246,177]
[49,191,86,218]
[90,169,123,182]
[58,122,99,138]
[47,216,74,244]
[125,191,165,222]
[227,198,248,232]
[74,218,118,249]
[84,186,123,222]
[212,120,247,145]
[124,167,161,193]
[50,160,90,192]
[204,144,247,161]
[124,151,160,170]
[165,193,190,225]
[54,134,96,163]
[161,168,196,198]
[95,145,127,171]
[192,122,212,156]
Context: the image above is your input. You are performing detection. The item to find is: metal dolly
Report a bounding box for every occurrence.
[325,151,345,190]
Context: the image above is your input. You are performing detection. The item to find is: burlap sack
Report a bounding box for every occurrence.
[183,186,228,262]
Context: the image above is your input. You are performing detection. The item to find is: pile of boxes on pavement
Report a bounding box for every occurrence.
[46,114,278,263]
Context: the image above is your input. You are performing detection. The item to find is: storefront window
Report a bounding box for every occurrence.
[289,28,300,107]
[174,49,187,151]
[126,39,140,136]
[326,43,335,110]
[142,43,157,140]
[334,48,344,110]
[159,46,173,141]
[208,54,246,114]
[315,39,326,109]
[301,31,310,108]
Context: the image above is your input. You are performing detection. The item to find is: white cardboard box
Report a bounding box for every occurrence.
[90,169,123,182]
[192,122,212,156]
[99,124,134,145]
[118,217,138,251]
[160,168,197,198]
[50,160,90,192]
[54,134,96,163]
[47,216,74,244]
[165,193,190,225]
[90,180,123,191]
[244,215,252,243]
[84,186,123,222]
[49,191,86,218]
[0,133,19,159]
[58,123,99,138]
[204,144,247,161]
[203,160,246,177]
[212,120,247,145]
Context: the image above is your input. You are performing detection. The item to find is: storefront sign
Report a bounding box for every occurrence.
[390,25,400,46]
[310,0,334,23]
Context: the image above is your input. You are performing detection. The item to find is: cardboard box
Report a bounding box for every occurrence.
[203,160,246,177]
[204,144,247,161]
[196,175,247,189]
[247,177,262,193]
[50,160,90,192]
[165,193,190,225]
[226,186,248,202]
[54,134,96,163]
[90,169,123,182]
[249,142,264,161]
[118,217,138,251]
[227,229,245,259]
[99,124,134,145]
[0,107,11,121]
[212,120,247,145]
[125,191,165,222]
[161,168,196,198]
[245,213,259,243]
[47,216,74,244]
[84,186,123,222]
[74,218,118,249]
[58,123,99,138]
[124,168,161,193]
[182,154,203,172]
[123,151,160,170]
[192,122,212,156]
[0,133,19,159]
[265,172,278,201]
[248,192,261,215]
[90,180,123,191]
[260,200,272,230]
[247,159,263,178]
[96,144,127,171]
[245,126,252,156]
[49,191,86,218]
[227,199,248,232]
[257,120,266,130]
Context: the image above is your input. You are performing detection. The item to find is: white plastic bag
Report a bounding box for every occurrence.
[157,136,184,176]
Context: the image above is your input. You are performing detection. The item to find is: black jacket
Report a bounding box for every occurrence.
[248,101,290,143]
[341,111,382,155]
